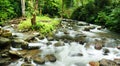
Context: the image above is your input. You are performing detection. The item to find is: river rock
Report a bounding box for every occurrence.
[45,54,56,62]
[94,39,104,50]
[1,30,12,38]
[0,49,9,58]
[117,46,120,49]
[103,48,110,55]
[70,53,83,57]
[0,58,11,65]
[77,21,89,26]
[24,33,40,42]
[74,34,86,44]
[11,39,28,48]
[89,61,99,66]
[0,37,11,48]
[114,58,120,65]
[21,63,34,66]
[94,44,102,50]
[54,41,64,47]
[97,26,102,30]
[24,56,32,63]
[0,28,3,35]
[47,36,54,41]
[33,56,45,64]
[83,27,90,31]
[63,29,69,34]
[99,59,117,66]
[9,50,27,57]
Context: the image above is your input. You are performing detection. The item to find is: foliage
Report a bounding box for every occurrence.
[40,0,60,17]
[106,6,120,32]
[71,0,120,33]
[0,0,21,22]
[71,1,97,23]
[0,0,14,22]
[18,16,60,35]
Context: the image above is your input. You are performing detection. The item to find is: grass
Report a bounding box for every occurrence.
[18,16,60,35]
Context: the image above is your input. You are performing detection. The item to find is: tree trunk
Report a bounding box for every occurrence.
[35,0,39,14]
[21,0,25,17]
[31,14,36,25]
[31,0,38,25]
[61,0,64,19]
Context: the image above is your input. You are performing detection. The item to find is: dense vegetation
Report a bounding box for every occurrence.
[71,0,120,32]
[0,0,120,33]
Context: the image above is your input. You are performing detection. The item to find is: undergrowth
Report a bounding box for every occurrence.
[18,16,60,35]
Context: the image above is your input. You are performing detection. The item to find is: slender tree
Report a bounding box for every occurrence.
[21,0,25,17]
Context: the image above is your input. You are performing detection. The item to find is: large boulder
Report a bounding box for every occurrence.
[99,59,117,66]
[0,37,11,48]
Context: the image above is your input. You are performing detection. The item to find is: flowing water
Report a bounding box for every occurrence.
[7,20,120,66]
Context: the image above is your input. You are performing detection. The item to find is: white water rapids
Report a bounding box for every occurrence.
[9,39,120,66]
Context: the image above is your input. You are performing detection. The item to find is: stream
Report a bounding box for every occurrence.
[1,19,120,66]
